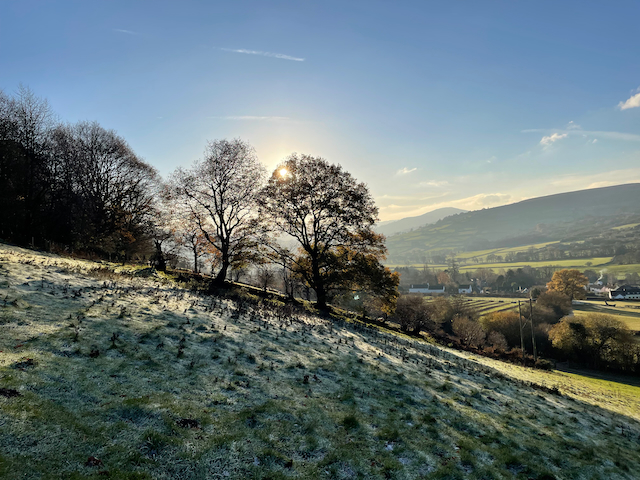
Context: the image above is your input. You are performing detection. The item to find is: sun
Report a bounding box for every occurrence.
[279,167,288,177]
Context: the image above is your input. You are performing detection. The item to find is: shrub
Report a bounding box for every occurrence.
[452,316,486,348]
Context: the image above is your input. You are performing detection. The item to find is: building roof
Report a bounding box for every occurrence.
[610,285,640,294]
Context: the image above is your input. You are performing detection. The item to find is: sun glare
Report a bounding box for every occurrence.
[279,167,288,177]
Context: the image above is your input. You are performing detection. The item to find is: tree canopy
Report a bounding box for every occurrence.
[259,154,398,309]
[546,269,588,301]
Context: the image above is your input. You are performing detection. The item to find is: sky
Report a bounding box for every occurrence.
[1,0,639,221]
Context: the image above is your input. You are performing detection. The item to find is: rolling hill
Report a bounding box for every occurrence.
[386,183,640,264]
[2,243,640,479]
[376,207,467,237]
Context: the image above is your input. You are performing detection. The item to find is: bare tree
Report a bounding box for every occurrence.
[50,121,159,259]
[170,139,267,287]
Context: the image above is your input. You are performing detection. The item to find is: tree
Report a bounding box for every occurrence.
[546,269,588,301]
[549,314,633,367]
[393,295,437,334]
[50,121,159,259]
[452,316,486,348]
[170,139,267,286]
[0,86,56,245]
[259,154,398,309]
[535,290,572,323]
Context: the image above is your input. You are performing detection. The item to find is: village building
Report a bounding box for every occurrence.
[408,283,446,294]
[609,285,640,300]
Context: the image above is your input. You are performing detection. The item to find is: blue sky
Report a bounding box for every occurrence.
[1,0,639,220]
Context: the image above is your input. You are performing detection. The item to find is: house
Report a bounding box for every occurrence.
[588,283,611,295]
[408,283,446,294]
[609,285,640,300]
[458,284,473,294]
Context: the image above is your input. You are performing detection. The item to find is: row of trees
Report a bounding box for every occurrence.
[163,141,399,310]
[0,87,398,311]
[0,86,159,259]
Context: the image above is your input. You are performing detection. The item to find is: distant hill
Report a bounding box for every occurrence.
[376,207,467,237]
[386,183,640,264]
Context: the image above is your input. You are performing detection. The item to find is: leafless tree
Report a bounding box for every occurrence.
[169,139,267,286]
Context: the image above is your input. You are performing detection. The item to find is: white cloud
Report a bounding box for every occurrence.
[379,192,513,220]
[548,167,640,189]
[419,180,449,187]
[540,132,568,147]
[567,121,581,130]
[219,48,305,62]
[618,90,640,110]
[114,29,141,36]
[591,138,598,144]
[396,167,417,175]
[453,193,512,210]
[524,128,640,142]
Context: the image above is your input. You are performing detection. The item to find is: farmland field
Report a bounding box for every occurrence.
[573,300,640,332]
[457,297,520,316]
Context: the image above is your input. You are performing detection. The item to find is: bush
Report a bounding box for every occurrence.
[480,312,521,348]
[548,313,638,370]
[486,331,508,352]
[452,316,485,348]
[393,295,438,334]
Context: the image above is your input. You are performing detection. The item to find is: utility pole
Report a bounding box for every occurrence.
[529,297,537,363]
[518,301,526,366]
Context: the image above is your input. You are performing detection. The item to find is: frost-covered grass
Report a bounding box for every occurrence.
[1,244,640,479]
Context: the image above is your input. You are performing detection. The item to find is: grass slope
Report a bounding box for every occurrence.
[1,244,640,479]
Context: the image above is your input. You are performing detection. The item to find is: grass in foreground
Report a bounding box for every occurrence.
[1,244,640,479]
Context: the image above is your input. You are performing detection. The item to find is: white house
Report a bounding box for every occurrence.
[609,285,640,300]
[408,283,446,294]
[458,284,473,294]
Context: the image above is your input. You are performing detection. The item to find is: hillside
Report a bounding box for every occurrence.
[376,208,467,237]
[1,244,640,479]
[386,183,640,264]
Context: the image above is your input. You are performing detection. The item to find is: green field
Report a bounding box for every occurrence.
[454,242,561,261]
[459,297,520,316]
[612,223,640,230]
[573,300,640,332]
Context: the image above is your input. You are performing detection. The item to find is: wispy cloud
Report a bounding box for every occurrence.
[379,192,513,220]
[540,132,568,147]
[210,116,289,121]
[113,29,141,36]
[548,168,640,190]
[567,120,581,130]
[618,88,640,110]
[524,128,640,142]
[219,48,304,62]
[419,180,449,187]
[396,167,417,175]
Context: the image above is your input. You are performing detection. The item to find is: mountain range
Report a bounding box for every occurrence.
[384,183,640,264]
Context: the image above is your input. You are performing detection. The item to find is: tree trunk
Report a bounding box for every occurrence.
[192,245,198,274]
[311,257,327,309]
[214,251,229,286]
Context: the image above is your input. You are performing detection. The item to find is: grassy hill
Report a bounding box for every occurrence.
[376,208,467,237]
[386,183,640,264]
[1,244,640,479]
